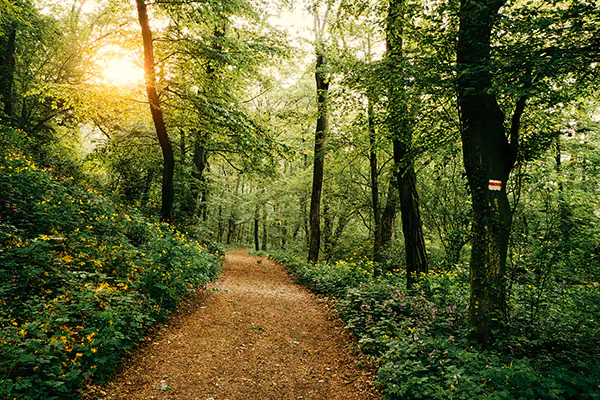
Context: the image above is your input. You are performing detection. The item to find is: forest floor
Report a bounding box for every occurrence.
[100,249,379,400]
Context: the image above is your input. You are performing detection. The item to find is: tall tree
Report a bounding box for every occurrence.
[386,0,428,287]
[308,2,331,263]
[136,0,175,222]
[368,96,382,261]
[457,0,515,344]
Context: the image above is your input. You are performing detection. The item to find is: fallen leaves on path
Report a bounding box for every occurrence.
[100,249,379,399]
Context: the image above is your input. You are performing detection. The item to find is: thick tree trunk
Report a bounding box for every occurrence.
[0,20,16,117]
[308,53,329,263]
[368,98,382,262]
[386,0,428,288]
[457,0,514,345]
[136,0,174,223]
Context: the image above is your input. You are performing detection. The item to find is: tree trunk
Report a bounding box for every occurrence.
[136,0,174,223]
[457,0,515,345]
[227,216,234,245]
[326,211,350,261]
[555,137,573,241]
[227,173,242,244]
[395,159,428,287]
[302,195,309,248]
[217,204,223,242]
[380,177,398,250]
[261,205,268,251]
[0,20,16,117]
[322,197,333,257]
[192,138,208,220]
[254,204,260,251]
[386,0,428,288]
[368,97,382,262]
[308,53,329,263]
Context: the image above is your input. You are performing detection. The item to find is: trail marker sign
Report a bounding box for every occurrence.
[488,180,502,191]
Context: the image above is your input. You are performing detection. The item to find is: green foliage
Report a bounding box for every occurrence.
[267,249,600,400]
[378,336,600,400]
[265,249,375,297]
[0,125,222,399]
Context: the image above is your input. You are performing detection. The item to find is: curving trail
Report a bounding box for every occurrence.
[102,249,379,400]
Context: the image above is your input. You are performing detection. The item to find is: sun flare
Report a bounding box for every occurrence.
[102,58,143,86]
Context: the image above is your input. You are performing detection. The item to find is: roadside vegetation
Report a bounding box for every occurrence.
[264,250,600,399]
[0,124,222,399]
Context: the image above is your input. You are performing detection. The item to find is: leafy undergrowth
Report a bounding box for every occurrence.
[265,250,600,400]
[0,124,223,399]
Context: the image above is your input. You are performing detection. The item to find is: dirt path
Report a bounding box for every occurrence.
[102,249,379,400]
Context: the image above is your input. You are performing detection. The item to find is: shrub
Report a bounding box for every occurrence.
[267,249,600,400]
[0,124,222,399]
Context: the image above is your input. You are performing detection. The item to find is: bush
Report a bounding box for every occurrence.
[0,124,222,399]
[266,249,374,296]
[266,250,600,400]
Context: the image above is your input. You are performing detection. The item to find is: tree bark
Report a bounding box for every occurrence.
[217,204,224,242]
[308,52,329,263]
[380,176,398,250]
[0,20,16,117]
[395,158,428,287]
[327,211,350,261]
[368,97,382,262]
[254,204,260,251]
[386,0,428,288]
[322,197,333,257]
[457,0,514,345]
[136,0,174,223]
[192,137,208,220]
[261,205,268,251]
[301,195,309,248]
[227,173,242,245]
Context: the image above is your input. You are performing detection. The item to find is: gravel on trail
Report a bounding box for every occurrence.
[101,249,379,400]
